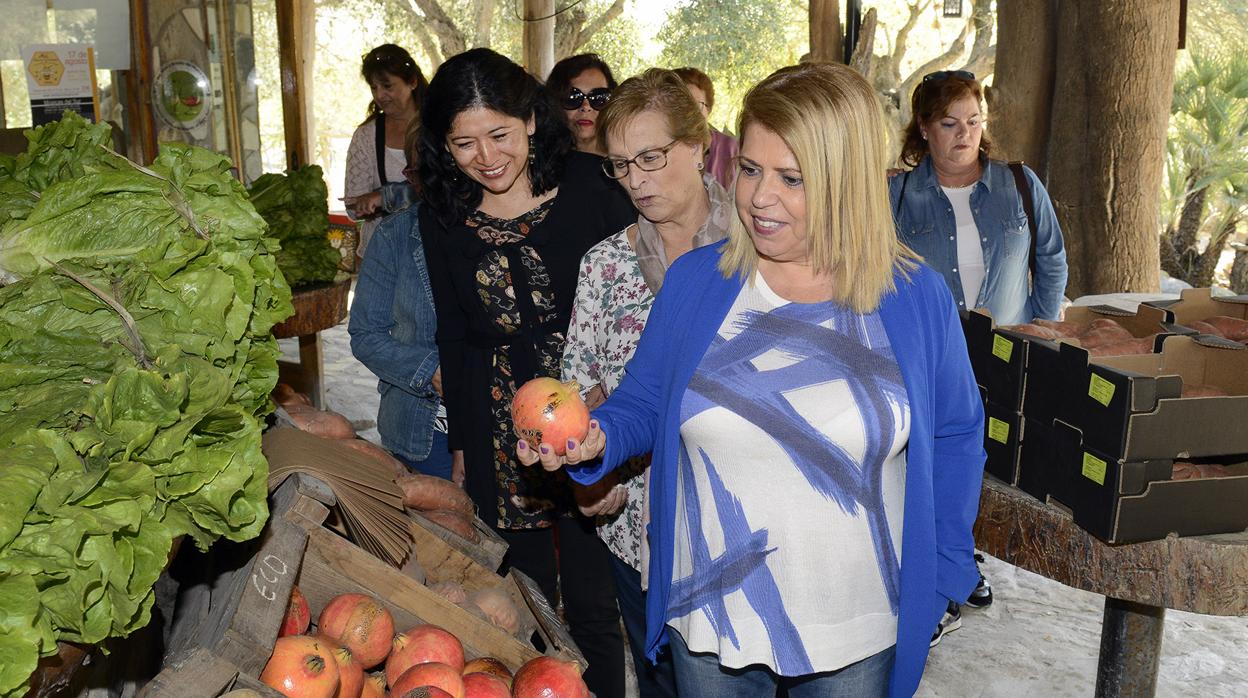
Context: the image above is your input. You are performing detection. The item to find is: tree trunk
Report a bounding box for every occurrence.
[809,0,843,63]
[986,0,1058,177]
[1193,214,1240,288]
[1046,0,1179,297]
[1230,244,1248,294]
[523,0,555,78]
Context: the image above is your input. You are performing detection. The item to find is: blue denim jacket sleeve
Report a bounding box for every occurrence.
[1021,165,1068,321]
[348,210,440,397]
[380,182,416,214]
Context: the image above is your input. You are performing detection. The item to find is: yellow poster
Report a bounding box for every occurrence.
[21,43,100,126]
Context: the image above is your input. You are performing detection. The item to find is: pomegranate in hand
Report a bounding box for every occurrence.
[511,378,590,456]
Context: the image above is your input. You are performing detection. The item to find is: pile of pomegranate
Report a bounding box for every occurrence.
[263,589,586,698]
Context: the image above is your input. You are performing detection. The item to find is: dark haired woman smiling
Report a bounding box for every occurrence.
[416,48,632,698]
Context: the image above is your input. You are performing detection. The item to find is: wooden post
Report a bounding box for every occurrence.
[125,0,158,164]
[275,0,312,169]
[808,0,843,63]
[523,0,555,78]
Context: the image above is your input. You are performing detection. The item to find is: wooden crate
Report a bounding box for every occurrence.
[163,473,582,690]
[408,509,509,574]
[140,648,284,698]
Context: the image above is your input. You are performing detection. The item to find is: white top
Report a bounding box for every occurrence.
[942,184,985,308]
[345,118,408,256]
[668,272,910,675]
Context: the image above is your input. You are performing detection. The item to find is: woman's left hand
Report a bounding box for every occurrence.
[343,190,383,217]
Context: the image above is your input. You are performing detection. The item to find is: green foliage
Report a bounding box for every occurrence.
[0,113,291,696]
[580,9,649,81]
[248,165,340,287]
[658,0,808,131]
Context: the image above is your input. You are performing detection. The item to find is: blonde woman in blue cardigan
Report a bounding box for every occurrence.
[518,62,986,698]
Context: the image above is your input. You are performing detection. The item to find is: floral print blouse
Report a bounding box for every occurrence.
[561,229,654,570]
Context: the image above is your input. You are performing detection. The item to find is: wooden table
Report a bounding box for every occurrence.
[273,278,352,409]
[973,476,1248,697]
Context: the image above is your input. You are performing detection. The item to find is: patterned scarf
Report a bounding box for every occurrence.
[633,173,733,294]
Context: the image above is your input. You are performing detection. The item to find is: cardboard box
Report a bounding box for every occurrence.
[961,310,1031,410]
[982,395,1023,485]
[1043,335,1248,461]
[1144,287,1248,332]
[1043,420,1248,544]
[1017,417,1058,502]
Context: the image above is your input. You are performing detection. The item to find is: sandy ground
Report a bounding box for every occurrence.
[286,315,1248,698]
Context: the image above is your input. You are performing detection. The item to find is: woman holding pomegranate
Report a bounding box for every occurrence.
[415,48,632,698]
[559,67,732,698]
[519,62,986,697]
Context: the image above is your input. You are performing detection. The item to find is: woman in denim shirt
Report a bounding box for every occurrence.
[889,71,1067,326]
[348,130,456,480]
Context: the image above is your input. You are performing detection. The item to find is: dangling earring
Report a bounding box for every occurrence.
[528,135,535,166]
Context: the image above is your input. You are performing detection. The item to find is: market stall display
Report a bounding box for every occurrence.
[246,166,340,290]
[0,112,293,697]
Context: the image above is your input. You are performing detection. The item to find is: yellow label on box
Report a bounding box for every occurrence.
[988,417,1010,444]
[992,334,1014,362]
[1082,452,1107,485]
[1088,373,1116,407]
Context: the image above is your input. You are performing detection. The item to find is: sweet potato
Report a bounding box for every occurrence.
[428,580,467,604]
[1032,319,1084,337]
[1180,383,1228,398]
[419,509,480,543]
[341,438,407,477]
[467,587,521,635]
[396,473,474,515]
[272,382,313,407]
[1001,323,1061,340]
[1087,336,1156,356]
[1204,315,1248,341]
[1172,462,1232,480]
[284,404,356,439]
[1185,320,1224,337]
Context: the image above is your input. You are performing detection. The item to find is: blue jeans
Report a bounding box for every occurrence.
[395,430,454,480]
[668,628,895,697]
[609,554,677,698]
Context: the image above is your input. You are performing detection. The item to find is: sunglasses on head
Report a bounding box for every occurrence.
[563,87,611,111]
[922,70,976,85]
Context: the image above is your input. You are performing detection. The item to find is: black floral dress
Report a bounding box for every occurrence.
[465,202,575,528]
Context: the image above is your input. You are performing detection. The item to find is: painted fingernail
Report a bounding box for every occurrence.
[539,444,550,455]
[517,440,527,451]
[567,439,576,451]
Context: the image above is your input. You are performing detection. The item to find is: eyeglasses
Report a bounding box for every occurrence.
[922,70,976,85]
[563,87,611,111]
[602,139,680,179]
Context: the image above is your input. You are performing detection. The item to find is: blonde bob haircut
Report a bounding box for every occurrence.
[596,68,710,155]
[719,62,918,313]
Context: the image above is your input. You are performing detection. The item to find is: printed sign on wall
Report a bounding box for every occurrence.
[22,44,100,126]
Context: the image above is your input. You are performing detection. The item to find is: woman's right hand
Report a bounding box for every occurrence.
[516,419,605,472]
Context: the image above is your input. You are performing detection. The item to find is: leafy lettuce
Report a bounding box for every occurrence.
[0,112,292,696]
[247,165,340,288]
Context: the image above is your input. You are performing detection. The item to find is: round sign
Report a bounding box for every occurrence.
[152,60,211,130]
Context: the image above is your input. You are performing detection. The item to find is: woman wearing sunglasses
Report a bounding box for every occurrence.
[560,68,733,698]
[890,70,1067,328]
[546,53,617,156]
[416,48,633,698]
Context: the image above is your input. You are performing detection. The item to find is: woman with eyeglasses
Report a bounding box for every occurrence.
[546,53,617,156]
[416,48,632,698]
[342,44,428,256]
[560,68,732,698]
[520,61,986,698]
[890,70,1067,327]
[348,111,457,482]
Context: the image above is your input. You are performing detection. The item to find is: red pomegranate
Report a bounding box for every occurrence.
[462,672,510,698]
[511,378,590,456]
[317,593,395,669]
[394,688,453,698]
[260,635,341,698]
[461,657,512,687]
[391,662,465,698]
[386,625,465,683]
[279,587,311,637]
[359,672,386,698]
[511,657,589,698]
[317,637,365,698]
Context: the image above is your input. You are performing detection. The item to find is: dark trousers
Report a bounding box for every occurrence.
[610,553,678,698]
[498,515,625,698]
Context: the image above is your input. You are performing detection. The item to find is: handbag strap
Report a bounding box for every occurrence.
[1008,161,1038,278]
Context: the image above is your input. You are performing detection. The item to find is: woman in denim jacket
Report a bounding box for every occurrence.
[348,172,456,480]
[889,71,1067,327]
